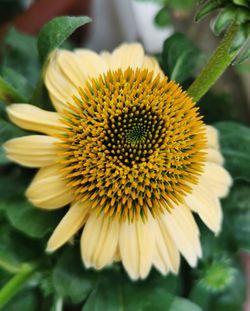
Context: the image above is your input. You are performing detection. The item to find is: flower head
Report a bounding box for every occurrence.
[4,44,232,279]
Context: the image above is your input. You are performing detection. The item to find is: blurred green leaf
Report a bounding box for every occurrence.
[38,16,92,64]
[0,224,22,273]
[169,297,202,311]
[53,247,96,304]
[2,289,39,311]
[0,118,27,142]
[198,91,240,124]
[0,76,26,104]
[6,199,64,239]
[2,28,39,89]
[231,210,250,251]
[84,270,175,311]
[222,181,250,212]
[0,167,30,199]
[222,181,250,252]
[1,67,32,99]
[189,281,210,310]
[215,121,250,180]
[0,146,9,165]
[233,0,249,7]
[162,33,202,83]
[83,272,121,311]
[0,118,28,164]
[0,270,11,288]
[0,222,42,273]
[166,0,196,11]
[154,7,171,27]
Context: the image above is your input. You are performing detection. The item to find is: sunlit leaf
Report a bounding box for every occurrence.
[6,199,64,239]
[38,16,92,64]
[52,247,96,304]
[162,33,202,83]
[215,121,250,180]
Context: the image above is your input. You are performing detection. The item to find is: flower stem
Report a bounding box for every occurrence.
[0,263,36,308]
[187,23,240,102]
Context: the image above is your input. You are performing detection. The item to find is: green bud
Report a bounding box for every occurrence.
[213,6,235,35]
[195,0,226,22]
[199,259,236,293]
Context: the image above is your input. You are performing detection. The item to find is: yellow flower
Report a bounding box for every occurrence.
[4,44,232,280]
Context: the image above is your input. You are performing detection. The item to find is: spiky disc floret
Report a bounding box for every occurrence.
[57,68,207,222]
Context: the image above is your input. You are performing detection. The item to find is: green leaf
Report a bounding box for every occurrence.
[169,297,202,311]
[2,289,39,311]
[83,270,175,311]
[215,121,250,180]
[154,7,171,28]
[195,0,224,22]
[233,38,250,65]
[222,181,250,212]
[222,180,250,252]
[1,67,32,99]
[83,273,121,311]
[0,167,30,199]
[0,222,42,273]
[52,247,96,304]
[229,26,247,54]
[6,199,65,239]
[0,146,9,165]
[167,0,196,11]
[212,6,235,35]
[162,33,202,83]
[0,118,27,143]
[231,210,250,251]
[2,28,40,90]
[38,16,92,64]
[189,282,210,310]
[0,117,29,164]
[0,76,26,104]
[0,224,22,273]
[233,0,249,7]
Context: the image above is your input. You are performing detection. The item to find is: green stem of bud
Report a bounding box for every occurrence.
[0,263,37,308]
[187,23,240,102]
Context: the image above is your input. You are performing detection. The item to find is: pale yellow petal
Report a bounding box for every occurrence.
[206,125,219,149]
[47,201,89,252]
[100,51,112,67]
[4,135,61,167]
[7,104,63,136]
[185,176,222,234]
[162,205,201,267]
[153,217,180,274]
[57,50,86,87]
[119,215,155,280]
[45,51,78,112]
[81,213,119,269]
[26,164,73,209]
[142,56,165,78]
[203,162,232,198]
[75,49,108,78]
[111,43,144,70]
[206,148,224,165]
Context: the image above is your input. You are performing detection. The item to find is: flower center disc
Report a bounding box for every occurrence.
[59,68,207,221]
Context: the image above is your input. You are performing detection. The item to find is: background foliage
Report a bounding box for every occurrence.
[0,6,249,311]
